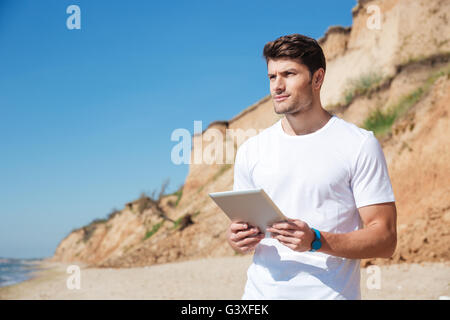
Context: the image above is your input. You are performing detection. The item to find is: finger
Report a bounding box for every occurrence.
[272,234,300,245]
[230,222,248,232]
[236,233,264,245]
[241,238,263,253]
[270,221,297,230]
[287,219,309,229]
[267,226,297,235]
[233,227,260,241]
[269,229,303,238]
[236,234,264,247]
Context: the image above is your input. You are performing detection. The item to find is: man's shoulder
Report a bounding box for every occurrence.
[331,116,374,146]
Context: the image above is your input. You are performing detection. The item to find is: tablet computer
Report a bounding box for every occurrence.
[208,188,288,233]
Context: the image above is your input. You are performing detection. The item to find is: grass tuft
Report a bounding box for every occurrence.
[143,221,164,240]
[363,64,450,138]
[343,72,383,104]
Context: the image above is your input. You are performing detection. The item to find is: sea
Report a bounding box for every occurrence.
[0,257,44,288]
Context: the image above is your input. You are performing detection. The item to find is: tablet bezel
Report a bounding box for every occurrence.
[208,188,288,233]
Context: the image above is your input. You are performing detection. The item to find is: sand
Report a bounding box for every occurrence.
[0,256,448,300]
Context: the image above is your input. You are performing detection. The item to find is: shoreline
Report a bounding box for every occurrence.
[0,258,55,289]
[0,258,87,299]
[0,257,448,300]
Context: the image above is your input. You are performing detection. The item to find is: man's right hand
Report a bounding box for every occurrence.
[227,220,265,254]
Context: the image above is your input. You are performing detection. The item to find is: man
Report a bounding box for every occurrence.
[227,34,397,300]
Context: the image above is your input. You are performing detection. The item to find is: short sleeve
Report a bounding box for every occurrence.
[350,133,395,208]
[233,142,256,191]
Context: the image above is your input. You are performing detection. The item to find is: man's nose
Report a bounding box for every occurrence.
[274,76,285,93]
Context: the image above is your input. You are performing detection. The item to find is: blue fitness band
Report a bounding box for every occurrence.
[309,228,322,252]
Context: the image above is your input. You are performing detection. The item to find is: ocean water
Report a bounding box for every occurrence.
[0,257,43,288]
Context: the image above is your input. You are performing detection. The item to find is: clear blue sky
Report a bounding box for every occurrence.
[0,0,356,259]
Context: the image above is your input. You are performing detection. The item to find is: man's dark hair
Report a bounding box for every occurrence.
[263,34,326,78]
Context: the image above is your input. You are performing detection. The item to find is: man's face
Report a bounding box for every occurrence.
[267,58,314,115]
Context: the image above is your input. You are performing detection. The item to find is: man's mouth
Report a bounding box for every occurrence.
[274,95,289,102]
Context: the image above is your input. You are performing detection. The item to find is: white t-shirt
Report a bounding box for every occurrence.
[233,115,395,300]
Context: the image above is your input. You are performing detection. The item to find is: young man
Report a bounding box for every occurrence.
[227,34,397,300]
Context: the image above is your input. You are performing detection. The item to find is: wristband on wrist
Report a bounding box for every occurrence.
[309,228,322,252]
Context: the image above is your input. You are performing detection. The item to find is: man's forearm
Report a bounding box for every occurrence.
[317,224,396,259]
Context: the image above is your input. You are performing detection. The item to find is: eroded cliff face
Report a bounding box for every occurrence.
[53,196,171,265]
[320,0,450,107]
[51,0,450,267]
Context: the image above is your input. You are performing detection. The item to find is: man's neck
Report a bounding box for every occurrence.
[281,106,332,136]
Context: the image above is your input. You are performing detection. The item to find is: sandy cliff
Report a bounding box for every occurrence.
[51,0,450,268]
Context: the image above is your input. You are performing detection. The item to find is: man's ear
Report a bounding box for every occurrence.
[312,68,325,90]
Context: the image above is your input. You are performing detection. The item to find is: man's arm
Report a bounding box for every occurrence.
[267,201,397,259]
[319,202,397,259]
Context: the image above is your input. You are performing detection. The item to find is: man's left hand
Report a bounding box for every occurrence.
[267,219,316,252]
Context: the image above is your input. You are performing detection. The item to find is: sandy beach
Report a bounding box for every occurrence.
[0,256,448,300]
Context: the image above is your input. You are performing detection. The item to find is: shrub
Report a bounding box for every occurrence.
[343,72,383,104]
[136,192,154,214]
[81,217,108,243]
[363,108,396,137]
[167,184,183,207]
[82,224,97,243]
[107,208,121,220]
[172,212,198,231]
[363,63,450,138]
